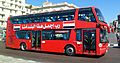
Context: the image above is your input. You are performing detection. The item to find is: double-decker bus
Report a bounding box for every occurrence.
[6,7,110,56]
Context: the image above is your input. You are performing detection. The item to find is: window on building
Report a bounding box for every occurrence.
[1,21,3,25]
[0,8,2,12]
[2,15,5,18]
[19,1,21,3]
[22,7,23,10]
[2,8,3,11]
[10,3,13,7]
[15,5,18,8]
[10,10,12,13]
[0,15,2,18]
[2,1,5,6]
[15,0,18,2]
[19,6,21,9]
[22,11,25,15]
[15,10,17,13]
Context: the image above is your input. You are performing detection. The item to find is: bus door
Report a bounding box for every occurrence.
[83,29,96,54]
[31,31,41,49]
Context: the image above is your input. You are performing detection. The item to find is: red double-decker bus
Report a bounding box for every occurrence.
[6,7,110,56]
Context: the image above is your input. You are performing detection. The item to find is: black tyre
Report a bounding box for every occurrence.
[65,45,75,56]
[118,42,120,46]
[20,43,26,51]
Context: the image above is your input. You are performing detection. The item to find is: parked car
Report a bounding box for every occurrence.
[116,33,120,46]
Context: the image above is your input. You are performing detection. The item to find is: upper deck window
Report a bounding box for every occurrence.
[100,29,108,43]
[78,8,96,22]
[10,9,75,24]
[95,8,105,22]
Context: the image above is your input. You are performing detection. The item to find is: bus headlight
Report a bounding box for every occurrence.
[106,50,108,53]
[76,41,82,44]
[99,43,103,47]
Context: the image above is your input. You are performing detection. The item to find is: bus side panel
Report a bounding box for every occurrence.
[40,29,77,53]
[41,40,67,53]
[6,20,15,48]
[6,31,31,50]
[11,35,20,49]
[76,21,97,28]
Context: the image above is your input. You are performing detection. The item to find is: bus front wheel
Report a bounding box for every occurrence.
[118,42,120,46]
[20,43,26,51]
[65,45,75,56]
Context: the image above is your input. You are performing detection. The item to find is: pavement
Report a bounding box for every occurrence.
[0,55,40,63]
[108,33,119,47]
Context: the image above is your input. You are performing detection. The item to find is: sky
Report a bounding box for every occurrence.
[26,0,120,24]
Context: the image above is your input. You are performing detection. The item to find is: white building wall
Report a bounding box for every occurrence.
[31,2,78,14]
[0,0,30,28]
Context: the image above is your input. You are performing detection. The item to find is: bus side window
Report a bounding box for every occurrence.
[30,15,34,23]
[13,18,19,24]
[78,8,96,22]
[16,31,30,39]
[45,16,52,22]
[18,20,23,24]
[57,16,61,21]
[68,15,74,21]
[39,17,44,22]
[23,19,28,24]
[37,17,41,22]
[89,14,96,22]
[25,32,30,39]
[78,14,86,21]
[28,20,31,23]
[42,30,54,40]
[76,29,82,41]
[60,17,66,21]
[59,14,67,21]
[13,21,18,24]
[42,17,46,22]
[50,16,57,22]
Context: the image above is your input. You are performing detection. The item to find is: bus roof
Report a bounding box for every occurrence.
[10,6,96,19]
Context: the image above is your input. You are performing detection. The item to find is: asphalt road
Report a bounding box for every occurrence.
[0,42,120,63]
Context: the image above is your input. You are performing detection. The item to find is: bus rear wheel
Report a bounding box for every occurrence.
[20,43,26,51]
[65,45,75,56]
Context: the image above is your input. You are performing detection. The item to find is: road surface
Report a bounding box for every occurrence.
[0,42,120,63]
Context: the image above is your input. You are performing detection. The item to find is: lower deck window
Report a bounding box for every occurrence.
[16,31,30,39]
[42,30,70,40]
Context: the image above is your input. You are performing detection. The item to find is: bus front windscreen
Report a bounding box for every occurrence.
[95,8,105,22]
[100,29,108,43]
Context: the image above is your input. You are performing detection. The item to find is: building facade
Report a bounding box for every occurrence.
[31,2,78,14]
[0,0,31,28]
